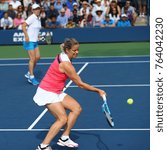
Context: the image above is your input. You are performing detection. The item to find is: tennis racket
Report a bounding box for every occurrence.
[40,31,52,44]
[102,95,114,127]
[45,32,52,44]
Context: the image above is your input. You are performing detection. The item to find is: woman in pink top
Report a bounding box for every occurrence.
[13,13,24,29]
[33,38,106,150]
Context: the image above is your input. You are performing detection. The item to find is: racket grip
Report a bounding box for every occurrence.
[102,95,107,101]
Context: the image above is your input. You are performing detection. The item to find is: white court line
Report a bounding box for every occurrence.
[0,55,150,60]
[0,128,150,132]
[27,63,89,130]
[69,84,150,88]
[0,60,150,66]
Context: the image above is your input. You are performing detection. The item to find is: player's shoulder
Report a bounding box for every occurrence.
[27,14,37,20]
[60,52,70,62]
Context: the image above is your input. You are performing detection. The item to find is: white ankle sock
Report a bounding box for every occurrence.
[40,143,48,148]
[61,135,69,140]
[29,75,34,79]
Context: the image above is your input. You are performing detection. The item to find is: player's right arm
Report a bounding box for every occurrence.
[22,22,29,42]
[60,61,106,97]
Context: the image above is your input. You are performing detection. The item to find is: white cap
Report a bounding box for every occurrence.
[60,8,65,12]
[73,2,78,6]
[32,3,40,9]
[96,8,103,12]
[121,14,127,17]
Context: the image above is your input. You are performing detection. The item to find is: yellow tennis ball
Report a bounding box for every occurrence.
[127,98,134,105]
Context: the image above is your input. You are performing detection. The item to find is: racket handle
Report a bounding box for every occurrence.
[102,95,107,101]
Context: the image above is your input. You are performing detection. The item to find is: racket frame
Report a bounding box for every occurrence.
[102,95,114,127]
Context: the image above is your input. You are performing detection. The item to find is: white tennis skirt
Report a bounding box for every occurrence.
[33,87,67,106]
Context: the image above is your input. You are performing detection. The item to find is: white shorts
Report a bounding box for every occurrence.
[33,87,67,106]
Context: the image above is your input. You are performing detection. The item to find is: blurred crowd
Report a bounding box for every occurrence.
[0,0,148,30]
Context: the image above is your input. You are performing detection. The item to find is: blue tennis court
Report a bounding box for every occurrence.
[0,56,150,150]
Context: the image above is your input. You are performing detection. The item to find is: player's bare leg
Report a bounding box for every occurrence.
[62,95,82,136]
[42,103,67,145]
[57,95,82,147]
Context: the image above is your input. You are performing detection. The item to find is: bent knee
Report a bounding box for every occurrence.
[29,57,36,63]
[36,56,40,61]
[74,106,82,115]
[59,115,68,125]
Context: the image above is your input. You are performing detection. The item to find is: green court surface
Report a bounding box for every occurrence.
[0,42,149,58]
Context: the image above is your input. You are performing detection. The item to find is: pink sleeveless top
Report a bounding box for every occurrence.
[39,52,70,94]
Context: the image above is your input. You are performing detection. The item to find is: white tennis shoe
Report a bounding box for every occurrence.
[57,137,79,148]
[36,145,52,150]
[24,72,30,79]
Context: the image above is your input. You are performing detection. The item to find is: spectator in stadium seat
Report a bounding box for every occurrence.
[101,14,115,27]
[79,18,87,27]
[108,7,120,24]
[7,4,16,19]
[116,13,131,27]
[66,16,76,28]
[86,7,93,27]
[23,0,32,8]
[79,1,92,16]
[0,0,9,19]
[138,0,147,17]
[66,0,76,12]
[9,0,22,12]
[92,8,104,27]
[0,12,13,30]
[13,12,25,29]
[0,0,9,12]
[63,3,72,18]
[72,9,80,27]
[72,2,79,15]
[106,0,121,17]
[40,7,47,28]
[45,15,60,29]
[57,8,68,28]
[40,0,50,12]
[54,0,63,12]
[101,0,110,13]
[121,0,137,25]
[91,0,106,17]
[79,9,87,27]
[46,4,59,18]
[26,3,33,17]
[17,5,27,19]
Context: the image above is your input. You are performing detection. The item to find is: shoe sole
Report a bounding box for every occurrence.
[25,74,29,79]
[57,141,78,148]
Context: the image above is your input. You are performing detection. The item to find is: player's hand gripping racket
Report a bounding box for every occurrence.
[102,95,114,127]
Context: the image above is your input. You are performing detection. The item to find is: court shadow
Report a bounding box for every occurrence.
[52,145,79,150]
[74,131,110,150]
[34,69,45,80]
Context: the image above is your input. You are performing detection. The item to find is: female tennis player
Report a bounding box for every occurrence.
[22,3,41,85]
[33,38,106,150]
